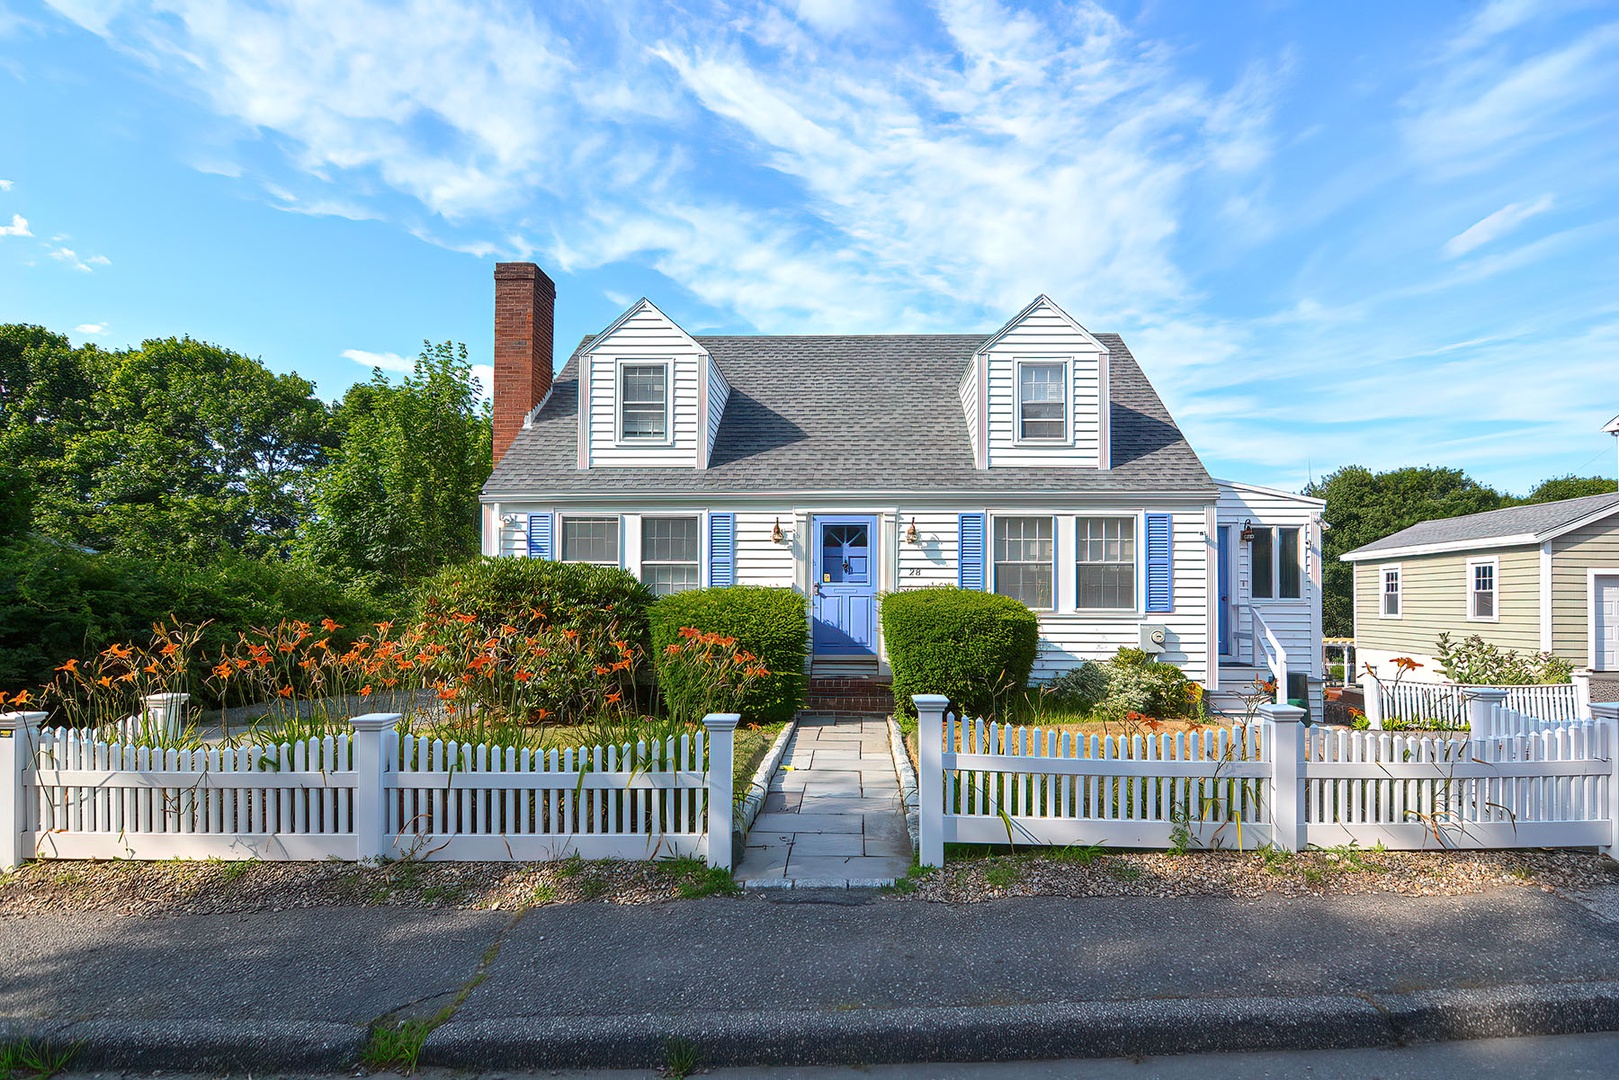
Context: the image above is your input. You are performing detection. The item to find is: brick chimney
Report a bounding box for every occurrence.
[492,262,556,463]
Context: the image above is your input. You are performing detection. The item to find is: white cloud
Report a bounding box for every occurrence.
[74,323,107,334]
[86,253,111,266]
[0,213,29,237]
[341,347,414,373]
[0,179,13,191]
[470,363,493,401]
[1443,195,1556,258]
[47,245,95,271]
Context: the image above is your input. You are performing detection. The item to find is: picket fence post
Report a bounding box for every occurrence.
[1592,701,1619,855]
[141,693,189,741]
[1464,686,1508,738]
[703,713,739,871]
[0,711,47,871]
[350,713,400,862]
[913,694,949,868]
[1259,702,1307,852]
[1573,670,1594,721]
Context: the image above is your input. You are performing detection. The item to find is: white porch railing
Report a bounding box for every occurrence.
[913,695,1619,863]
[1252,609,1287,704]
[0,711,738,870]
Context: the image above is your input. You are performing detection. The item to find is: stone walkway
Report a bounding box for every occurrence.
[735,712,914,888]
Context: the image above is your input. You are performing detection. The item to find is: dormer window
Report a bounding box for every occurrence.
[619,363,669,441]
[1018,361,1066,441]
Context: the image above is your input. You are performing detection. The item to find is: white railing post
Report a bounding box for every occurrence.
[913,694,949,868]
[0,712,47,871]
[1362,678,1384,731]
[1573,670,1594,721]
[1463,687,1508,739]
[140,693,189,741]
[703,713,739,871]
[1592,702,1619,855]
[350,713,399,862]
[1259,702,1307,852]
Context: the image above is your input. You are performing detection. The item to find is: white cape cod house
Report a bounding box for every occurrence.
[480,263,1324,716]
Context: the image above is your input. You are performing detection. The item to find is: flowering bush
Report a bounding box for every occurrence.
[655,627,772,727]
[1433,632,1572,685]
[42,620,203,733]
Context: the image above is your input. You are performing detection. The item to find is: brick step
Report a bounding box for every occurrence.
[805,675,894,713]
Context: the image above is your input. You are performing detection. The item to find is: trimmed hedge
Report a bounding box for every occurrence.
[414,557,655,655]
[881,587,1039,718]
[649,586,807,724]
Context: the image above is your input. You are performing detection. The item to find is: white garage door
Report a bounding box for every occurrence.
[1597,575,1619,672]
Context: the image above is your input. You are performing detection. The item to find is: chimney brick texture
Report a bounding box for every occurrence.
[492,262,556,464]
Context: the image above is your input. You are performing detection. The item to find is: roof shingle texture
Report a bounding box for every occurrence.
[1347,491,1619,555]
[484,333,1214,498]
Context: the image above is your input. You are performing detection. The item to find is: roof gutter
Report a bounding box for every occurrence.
[1339,533,1541,562]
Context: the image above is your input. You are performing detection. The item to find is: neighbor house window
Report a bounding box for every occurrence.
[994,516,1054,609]
[1077,516,1136,610]
[642,516,700,596]
[1381,565,1402,617]
[560,517,620,565]
[619,364,668,440]
[1018,362,1066,441]
[1468,558,1497,620]
[1250,526,1303,600]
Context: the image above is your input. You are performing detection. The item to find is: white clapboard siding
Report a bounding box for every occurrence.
[1215,480,1323,678]
[959,365,981,465]
[735,511,798,587]
[897,512,961,589]
[584,301,706,468]
[982,298,1106,469]
[31,727,358,861]
[705,356,730,465]
[389,732,710,862]
[934,711,1271,849]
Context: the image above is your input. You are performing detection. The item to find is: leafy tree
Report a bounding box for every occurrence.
[0,325,100,540]
[296,341,492,594]
[1305,466,1506,637]
[1519,474,1615,504]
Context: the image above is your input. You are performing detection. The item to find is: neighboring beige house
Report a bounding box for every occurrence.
[1341,492,1619,685]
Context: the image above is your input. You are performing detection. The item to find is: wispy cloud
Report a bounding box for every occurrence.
[45,244,109,271]
[1443,195,1556,258]
[0,179,13,191]
[0,214,29,237]
[73,322,107,334]
[341,347,413,373]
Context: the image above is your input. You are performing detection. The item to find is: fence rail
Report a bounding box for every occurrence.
[914,695,1619,863]
[1377,681,1582,726]
[0,711,738,869]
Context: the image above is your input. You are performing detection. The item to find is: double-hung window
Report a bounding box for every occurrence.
[642,516,700,596]
[1249,526,1303,600]
[1468,558,1497,620]
[1077,516,1136,610]
[1381,565,1402,618]
[560,517,620,565]
[993,516,1054,609]
[1017,362,1066,441]
[619,364,668,441]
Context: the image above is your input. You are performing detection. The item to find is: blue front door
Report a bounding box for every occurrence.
[812,516,877,656]
[1217,526,1232,656]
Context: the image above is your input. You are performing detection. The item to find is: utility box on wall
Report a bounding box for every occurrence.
[1139,624,1167,655]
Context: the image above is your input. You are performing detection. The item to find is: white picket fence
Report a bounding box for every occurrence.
[1377,681,1582,726]
[0,711,738,869]
[914,695,1619,863]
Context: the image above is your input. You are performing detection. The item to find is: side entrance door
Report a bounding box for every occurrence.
[1596,574,1619,672]
[812,516,878,657]
[1217,526,1233,657]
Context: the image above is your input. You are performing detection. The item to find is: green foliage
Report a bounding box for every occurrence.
[1433,631,1573,685]
[650,587,807,724]
[1036,661,1109,712]
[0,536,389,696]
[0,1037,80,1080]
[1031,649,1200,721]
[1523,475,1615,503]
[1306,465,1508,638]
[296,342,491,594]
[415,555,655,655]
[880,587,1039,718]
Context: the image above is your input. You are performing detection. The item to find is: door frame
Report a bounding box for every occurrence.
[811,514,879,658]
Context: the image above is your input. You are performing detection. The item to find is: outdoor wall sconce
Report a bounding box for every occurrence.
[771,518,785,544]
[905,518,919,544]
[1239,518,1255,543]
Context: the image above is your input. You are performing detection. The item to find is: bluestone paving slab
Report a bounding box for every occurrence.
[788,832,867,856]
[751,812,864,834]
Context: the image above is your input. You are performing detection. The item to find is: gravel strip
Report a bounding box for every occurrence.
[887,714,920,854]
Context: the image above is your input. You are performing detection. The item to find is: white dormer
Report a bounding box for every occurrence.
[962,295,1111,470]
[576,298,729,469]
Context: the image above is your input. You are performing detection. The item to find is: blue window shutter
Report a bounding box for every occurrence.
[1145,513,1173,613]
[709,513,735,587]
[958,513,985,590]
[527,513,553,560]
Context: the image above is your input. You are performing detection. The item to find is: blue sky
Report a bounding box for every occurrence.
[2,0,1617,494]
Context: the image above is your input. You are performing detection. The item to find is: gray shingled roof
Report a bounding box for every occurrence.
[1343,491,1619,559]
[484,333,1215,498]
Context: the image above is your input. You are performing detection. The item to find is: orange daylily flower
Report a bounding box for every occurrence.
[161,643,180,657]
[56,658,79,673]
[375,621,394,634]
[359,686,372,697]
[604,691,622,705]
[278,686,294,698]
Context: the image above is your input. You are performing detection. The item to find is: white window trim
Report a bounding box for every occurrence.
[990,513,1058,612]
[639,513,703,595]
[614,359,675,447]
[558,514,624,568]
[1013,358,1072,446]
[1379,563,1403,620]
[1074,512,1142,614]
[1588,568,1619,671]
[1466,555,1500,623]
[1248,525,1307,604]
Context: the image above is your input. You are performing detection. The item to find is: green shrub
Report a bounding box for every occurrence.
[1038,661,1109,712]
[1433,631,1572,685]
[414,557,655,655]
[1090,647,1198,720]
[880,587,1039,718]
[649,587,807,724]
